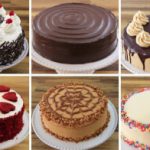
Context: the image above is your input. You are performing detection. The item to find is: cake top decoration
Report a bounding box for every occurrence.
[126,11,150,48]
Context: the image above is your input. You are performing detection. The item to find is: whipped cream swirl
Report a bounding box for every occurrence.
[133,11,149,25]
[136,31,150,48]
[126,21,143,36]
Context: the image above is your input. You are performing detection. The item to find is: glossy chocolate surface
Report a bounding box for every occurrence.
[33,3,118,64]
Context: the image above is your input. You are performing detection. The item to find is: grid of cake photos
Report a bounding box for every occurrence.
[0,0,150,150]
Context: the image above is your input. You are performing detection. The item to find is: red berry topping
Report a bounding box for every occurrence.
[0,4,2,8]
[6,18,13,24]
[0,102,15,114]
[0,85,10,92]
[3,92,17,102]
[9,10,15,16]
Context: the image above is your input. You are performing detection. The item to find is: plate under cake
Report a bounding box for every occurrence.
[33,3,118,64]
[0,4,25,65]
[121,88,150,149]
[0,85,24,143]
[123,11,150,72]
[39,83,110,142]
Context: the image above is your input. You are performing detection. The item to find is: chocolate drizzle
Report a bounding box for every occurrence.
[33,3,118,64]
[0,30,25,65]
[123,16,150,70]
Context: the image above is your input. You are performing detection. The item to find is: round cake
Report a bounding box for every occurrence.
[40,83,109,142]
[0,85,24,143]
[123,11,150,72]
[121,88,150,149]
[33,3,118,64]
[0,4,25,65]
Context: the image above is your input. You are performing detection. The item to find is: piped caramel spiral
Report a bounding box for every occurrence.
[133,11,149,25]
[126,21,143,36]
[136,30,150,48]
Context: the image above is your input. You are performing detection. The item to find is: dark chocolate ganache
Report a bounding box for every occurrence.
[123,16,150,61]
[33,3,118,64]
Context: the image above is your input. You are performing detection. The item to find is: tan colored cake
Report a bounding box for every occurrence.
[39,83,109,142]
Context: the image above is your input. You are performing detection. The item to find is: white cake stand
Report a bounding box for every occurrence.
[0,112,29,150]
[32,101,118,150]
[0,38,28,72]
[122,53,150,74]
[32,44,118,74]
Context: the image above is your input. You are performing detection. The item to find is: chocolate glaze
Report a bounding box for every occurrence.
[123,16,150,70]
[33,3,118,64]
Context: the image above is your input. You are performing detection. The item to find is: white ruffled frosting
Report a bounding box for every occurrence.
[0,6,6,17]
[0,6,23,45]
[0,89,24,118]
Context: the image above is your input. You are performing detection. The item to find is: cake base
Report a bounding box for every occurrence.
[0,112,29,150]
[0,38,28,72]
[32,101,118,150]
[122,53,150,74]
[32,43,118,74]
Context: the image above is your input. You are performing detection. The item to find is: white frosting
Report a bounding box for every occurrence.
[125,90,150,124]
[0,89,24,118]
[121,122,150,146]
[0,6,22,45]
[0,6,6,17]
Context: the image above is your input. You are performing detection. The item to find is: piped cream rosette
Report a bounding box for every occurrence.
[126,11,150,48]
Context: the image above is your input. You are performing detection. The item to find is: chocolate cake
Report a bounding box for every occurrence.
[123,11,150,72]
[0,4,25,66]
[33,3,118,64]
[40,83,109,142]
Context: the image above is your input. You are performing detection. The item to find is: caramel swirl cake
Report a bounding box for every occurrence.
[39,83,110,142]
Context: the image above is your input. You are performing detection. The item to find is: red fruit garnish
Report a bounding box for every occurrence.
[9,10,15,16]
[0,4,2,8]
[6,18,13,24]
[3,92,17,102]
[0,85,10,92]
[0,102,15,114]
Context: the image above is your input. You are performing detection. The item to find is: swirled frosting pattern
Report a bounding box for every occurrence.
[133,11,149,25]
[136,30,150,48]
[47,84,106,119]
[33,3,117,43]
[126,21,143,36]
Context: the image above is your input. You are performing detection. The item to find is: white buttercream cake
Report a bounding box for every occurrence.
[121,88,150,149]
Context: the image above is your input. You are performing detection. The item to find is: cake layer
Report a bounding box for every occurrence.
[42,110,109,142]
[33,3,118,64]
[123,15,150,71]
[0,106,24,143]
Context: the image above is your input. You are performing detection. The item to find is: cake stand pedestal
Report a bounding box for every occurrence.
[0,39,28,72]
[32,101,118,150]
[122,53,150,74]
[32,44,118,74]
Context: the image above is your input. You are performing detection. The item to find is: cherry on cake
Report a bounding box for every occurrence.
[33,3,118,64]
[0,4,25,65]
[40,83,110,142]
[0,85,24,143]
[121,88,150,149]
[123,11,150,72]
